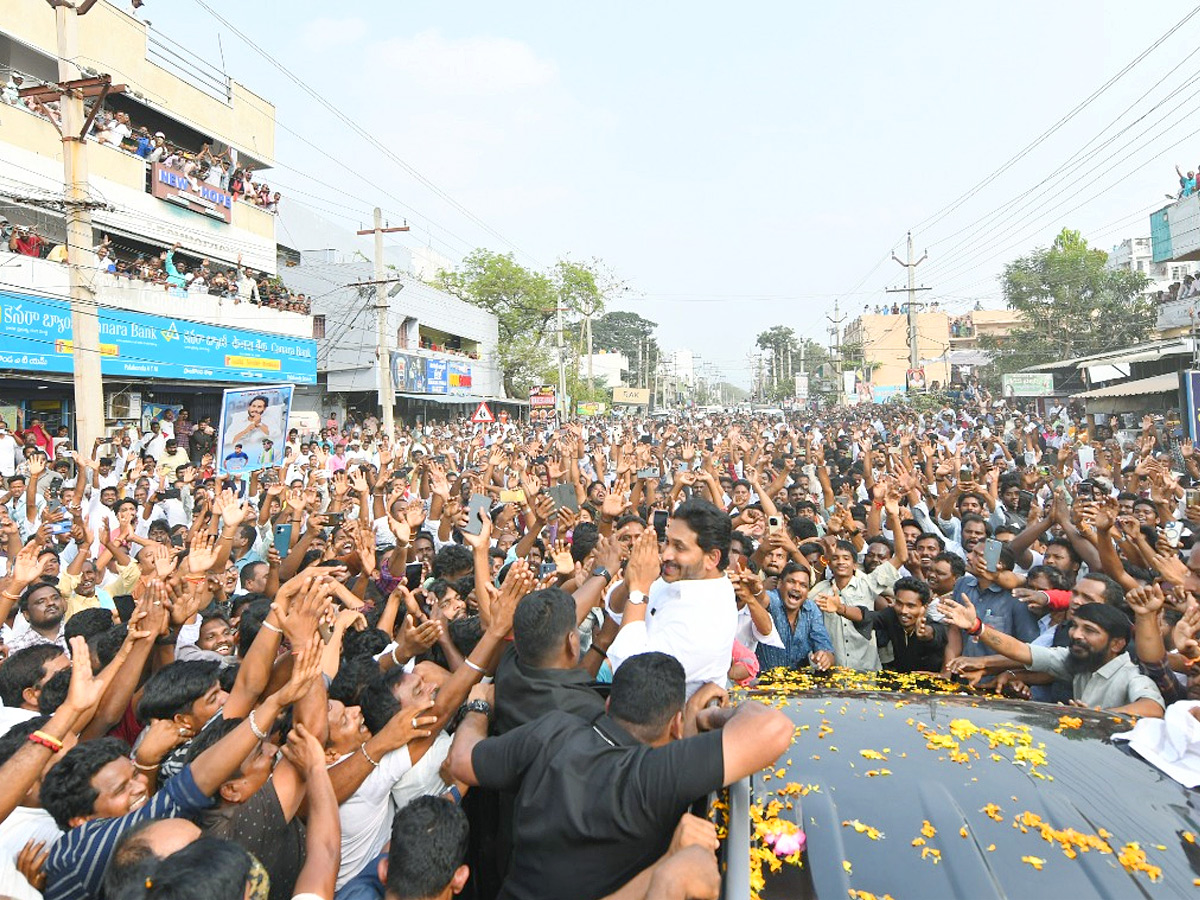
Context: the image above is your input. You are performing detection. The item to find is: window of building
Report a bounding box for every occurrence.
[313,315,325,339]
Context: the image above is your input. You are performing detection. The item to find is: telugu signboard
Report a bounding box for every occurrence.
[0,290,316,384]
[1002,373,1055,398]
[150,163,234,224]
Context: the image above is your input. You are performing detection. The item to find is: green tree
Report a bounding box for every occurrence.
[755,326,800,398]
[590,310,660,387]
[435,250,556,397]
[983,228,1153,376]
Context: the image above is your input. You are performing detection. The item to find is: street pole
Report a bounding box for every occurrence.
[586,314,594,401]
[889,231,931,373]
[56,3,103,451]
[827,299,846,404]
[356,209,409,436]
[556,303,567,419]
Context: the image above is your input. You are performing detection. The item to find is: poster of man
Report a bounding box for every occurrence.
[216,385,294,475]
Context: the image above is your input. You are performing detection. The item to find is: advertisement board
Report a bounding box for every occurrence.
[576,401,607,417]
[426,358,449,394]
[150,162,234,223]
[448,361,472,394]
[390,352,428,393]
[529,385,557,423]
[612,386,651,406]
[1002,373,1055,398]
[0,290,316,384]
[215,384,294,475]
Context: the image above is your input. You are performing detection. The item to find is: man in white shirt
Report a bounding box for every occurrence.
[0,420,19,479]
[607,498,738,697]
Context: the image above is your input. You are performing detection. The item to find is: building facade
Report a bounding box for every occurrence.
[0,2,315,434]
[843,311,951,401]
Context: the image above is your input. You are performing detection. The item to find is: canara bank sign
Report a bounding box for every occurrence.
[150,163,234,223]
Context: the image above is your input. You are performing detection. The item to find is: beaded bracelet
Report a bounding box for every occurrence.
[28,731,62,753]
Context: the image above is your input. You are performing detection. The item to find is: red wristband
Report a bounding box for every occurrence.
[967,618,983,637]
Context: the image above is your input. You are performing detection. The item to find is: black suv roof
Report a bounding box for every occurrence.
[724,670,1200,899]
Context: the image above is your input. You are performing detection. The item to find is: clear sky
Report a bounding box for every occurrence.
[137,1,1199,386]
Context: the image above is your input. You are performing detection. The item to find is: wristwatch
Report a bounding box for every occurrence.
[591,565,613,584]
[628,590,647,606]
[462,699,492,718]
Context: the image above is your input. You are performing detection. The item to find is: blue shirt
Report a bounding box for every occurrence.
[44,764,214,900]
[953,575,1039,658]
[755,591,833,671]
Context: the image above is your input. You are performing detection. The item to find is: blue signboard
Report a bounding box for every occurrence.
[0,290,316,384]
[426,358,448,394]
[1185,371,1200,442]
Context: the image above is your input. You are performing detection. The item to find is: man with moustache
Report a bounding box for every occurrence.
[938,593,1163,717]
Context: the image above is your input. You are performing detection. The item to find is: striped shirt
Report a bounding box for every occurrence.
[44,765,213,900]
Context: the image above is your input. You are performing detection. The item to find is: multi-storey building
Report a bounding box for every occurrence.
[0,1,316,431]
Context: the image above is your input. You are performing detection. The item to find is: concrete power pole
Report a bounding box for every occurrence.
[889,232,931,375]
[23,1,123,450]
[826,299,846,404]
[356,209,409,436]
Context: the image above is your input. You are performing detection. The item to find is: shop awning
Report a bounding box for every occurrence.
[1072,372,1179,399]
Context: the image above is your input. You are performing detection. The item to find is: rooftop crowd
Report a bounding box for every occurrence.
[0,392,1194,898]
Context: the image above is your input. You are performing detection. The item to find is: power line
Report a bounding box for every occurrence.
[910,3,1200,235]
[188,0,543,269]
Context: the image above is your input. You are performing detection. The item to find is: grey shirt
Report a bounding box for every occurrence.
[1027,645,1165,711]
[811,561,900,672]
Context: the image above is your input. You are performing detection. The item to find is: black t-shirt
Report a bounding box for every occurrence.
[493,644,606,735]
[472,711,725,900]
[874,607,948,673]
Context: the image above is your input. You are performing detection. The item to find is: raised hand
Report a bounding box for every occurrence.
[151,542,176,579]
[395,613,442,659]
[1126,583,1166,618]
[1172,602,1200,660]
[490,562,536,636]
[620,529,659,594]
[272,634,324,706]
[136,717,193,765]
[938,593,980,631]
[186,532,218,574]
[550,539,574,575]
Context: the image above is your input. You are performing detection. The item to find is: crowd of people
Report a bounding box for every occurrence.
[1,220,311,315]
[0,393,1196,898]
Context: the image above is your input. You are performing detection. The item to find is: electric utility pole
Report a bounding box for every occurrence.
[826,299,846,404]
[356,209,409,436]
[19,0,124,449]
[888,231,932,373]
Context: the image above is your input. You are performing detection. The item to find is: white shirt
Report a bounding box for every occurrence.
[0,434,17,478]
[334,745,414,889]
[0,805,60,900]
[734,603,785,652]
[607,575,738,697]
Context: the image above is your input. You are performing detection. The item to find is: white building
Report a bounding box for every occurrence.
[579,351,629,388]
[1107,237,1200,336]
[0,2,313,430]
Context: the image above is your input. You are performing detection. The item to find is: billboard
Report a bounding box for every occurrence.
[576,401,607,417]
[0,290,316,384]
[426,358,449,394]
[150,163,234,224]
[612,386,651,405]
[529,385,557,423]
[216,385,294,475]
[448,361,473,394]
[1002,373,1055,398]
[390,352,428,393]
